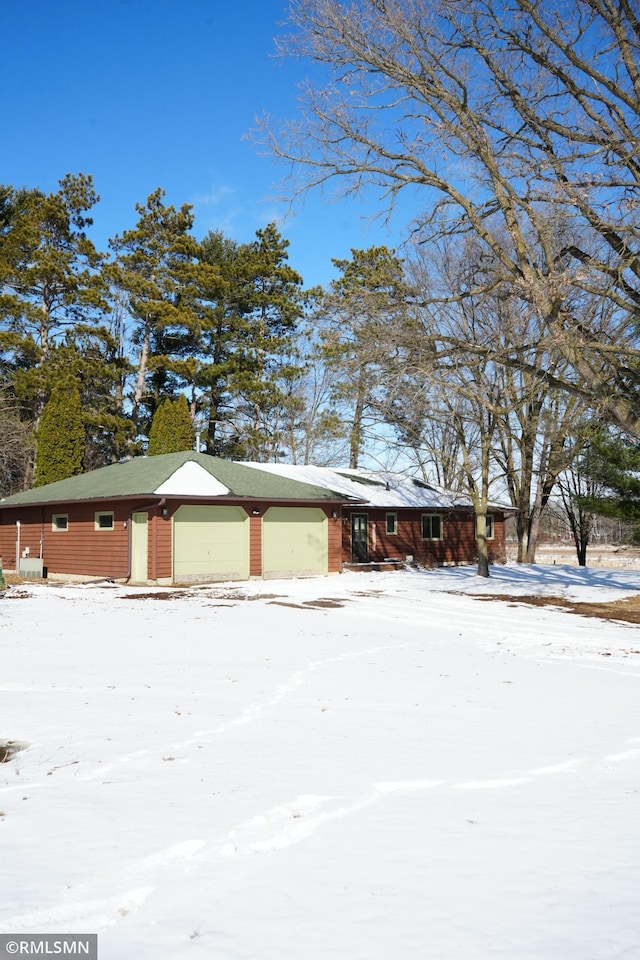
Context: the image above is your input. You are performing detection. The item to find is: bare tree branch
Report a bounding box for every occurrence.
[258,0,640,433]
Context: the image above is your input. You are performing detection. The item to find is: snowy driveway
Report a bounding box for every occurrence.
[1,566,639,959]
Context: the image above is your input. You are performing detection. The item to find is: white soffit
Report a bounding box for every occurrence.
[154,461,230,496]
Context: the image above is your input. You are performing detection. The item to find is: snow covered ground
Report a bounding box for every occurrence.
[1,564,640,960]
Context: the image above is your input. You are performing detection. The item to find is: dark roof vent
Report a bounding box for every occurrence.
[412,477,436,491]
[335,472,386,488]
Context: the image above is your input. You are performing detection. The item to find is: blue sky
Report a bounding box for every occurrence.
[2,0,410,288]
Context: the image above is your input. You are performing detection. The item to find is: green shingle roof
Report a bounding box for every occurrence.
[0,452,347,507]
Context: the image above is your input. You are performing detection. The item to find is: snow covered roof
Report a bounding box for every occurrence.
[0,452,511,512]
[241,463,474,509]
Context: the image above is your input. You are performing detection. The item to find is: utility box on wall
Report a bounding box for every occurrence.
[18,558,44,579]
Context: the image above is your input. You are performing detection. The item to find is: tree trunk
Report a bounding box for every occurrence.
[349,372,367,469]
[526,464,547,563]
[526,506,542,564]
[132,320,150,430]
[514,427,536,563]
[571,512,590,567]
[475,512,490,578]
[515,508,529,563]
[206,416,218,456]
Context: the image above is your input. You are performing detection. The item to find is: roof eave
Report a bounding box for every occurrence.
[0,493,167,510]
[0,492,357,509]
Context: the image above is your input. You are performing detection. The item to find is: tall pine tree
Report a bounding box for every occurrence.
[196,223,305,460]
[34,386,85,486]
[148,395,194,456]
[579,433,640,536]
[107,189,200,436]
[0,174,106,415]
[315,246,413,467]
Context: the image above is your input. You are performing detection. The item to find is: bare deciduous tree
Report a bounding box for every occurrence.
[0,396,35,495]
[398,238,591,563]
[382,267,509,576]
[557,456,599,567]
[260,0,640,434]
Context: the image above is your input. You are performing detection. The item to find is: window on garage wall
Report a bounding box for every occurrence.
[95,511,114,531]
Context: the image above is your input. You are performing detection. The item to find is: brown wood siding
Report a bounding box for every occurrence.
[323,506,343,573]
[142,509,170,582]
[0,513,22,570]
[250,513,263,577]
[0,503,132,578]
[341,514,352,561]
[371,509,478,566]
[342,508,507,567]
[488,512,507,563]
[0,508,45,571]
[155,511,173,580]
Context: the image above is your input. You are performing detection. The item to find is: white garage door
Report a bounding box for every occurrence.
[263,507,328,578]
[173,505,249,582]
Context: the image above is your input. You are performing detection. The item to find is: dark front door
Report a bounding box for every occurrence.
[351,513,369,562]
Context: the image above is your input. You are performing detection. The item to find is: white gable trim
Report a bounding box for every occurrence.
[154,461,230,497]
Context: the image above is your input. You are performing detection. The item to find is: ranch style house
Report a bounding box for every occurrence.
[0,452,507,583]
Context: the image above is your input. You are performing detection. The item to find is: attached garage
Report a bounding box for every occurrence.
[173,504,249,582]
[0,453,351,584]
[262,506,328,578]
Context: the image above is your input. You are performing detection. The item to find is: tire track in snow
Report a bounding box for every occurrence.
[77,608,424,783]
[73,588,638,785]
[10,742,639,934]
[7,751,620,932]
[1,841,205,934]
[206,735,640,860]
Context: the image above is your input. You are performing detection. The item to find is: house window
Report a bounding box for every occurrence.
[52,514,68,531]
[476,515,495,540]
[422,514,443,541]
[95,511,114,531]
[385,512,397,535]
